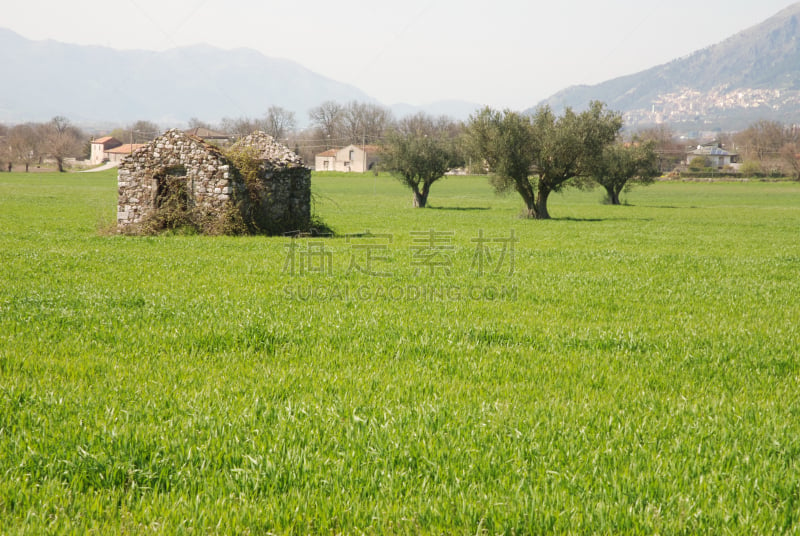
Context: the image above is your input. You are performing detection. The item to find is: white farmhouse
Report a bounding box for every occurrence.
[315,145,380,172]
[686,144,739,169]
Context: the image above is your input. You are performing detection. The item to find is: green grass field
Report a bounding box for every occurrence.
[1,170,799,534]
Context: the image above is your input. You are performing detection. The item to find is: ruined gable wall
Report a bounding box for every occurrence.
[117,130,311,234]
[117,130,238,230]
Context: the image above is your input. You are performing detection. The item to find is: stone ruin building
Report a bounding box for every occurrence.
[117,129,311,235]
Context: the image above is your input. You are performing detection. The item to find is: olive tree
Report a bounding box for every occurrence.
[464,107,537,211]
[588,141,660,205]
[467,101,621,219]
[380,113,462,208]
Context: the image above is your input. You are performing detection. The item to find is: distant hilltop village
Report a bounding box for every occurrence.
[623,86,800,129]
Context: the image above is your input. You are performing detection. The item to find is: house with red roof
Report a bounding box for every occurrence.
[90,136,146,165]
[105,143,146,164]
[90,136,122,165]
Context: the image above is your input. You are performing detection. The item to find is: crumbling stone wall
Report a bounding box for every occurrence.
[117,129,311,235]
[231,132,311,233]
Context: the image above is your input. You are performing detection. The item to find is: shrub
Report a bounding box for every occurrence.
[688,156,711,172]
[739,160,763,177]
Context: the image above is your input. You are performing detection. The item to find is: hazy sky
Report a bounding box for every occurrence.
[3,0,797,109]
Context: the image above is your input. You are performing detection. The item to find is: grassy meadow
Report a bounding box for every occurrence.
[1,170,799,534]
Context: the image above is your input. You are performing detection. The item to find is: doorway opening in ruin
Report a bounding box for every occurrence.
[151,165,193,229]
[154,165,190,210]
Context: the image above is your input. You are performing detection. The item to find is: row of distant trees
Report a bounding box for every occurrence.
[1,102,658,218]
[0,116,87,172]
[381,102,661,218]
[4,104,800,177]
[193,101,395,164]
[635,121,800,179]
[3,104,799,220]
[0,102,392,173]
[728,120,800,178]
[378,106,800,217]
[185,101,661,215]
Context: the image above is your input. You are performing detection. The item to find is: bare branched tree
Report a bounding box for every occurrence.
[779,142,800,180]
[633,125,685,172]
[45,116,85,172]
[188,117,212,130]
[341,101,394,145]
[0,124,9,171]
[9,124,43,172]
[219,116,260,140]
[734,120,790,161]
[263,106,296,142]
[129,120,161,142]
[308,101,344,148]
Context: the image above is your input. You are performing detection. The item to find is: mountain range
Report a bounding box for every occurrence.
[3,3,800,130]
[0,28,479,126]
[536,2,800,130]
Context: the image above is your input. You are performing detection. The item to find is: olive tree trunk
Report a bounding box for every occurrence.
[412,182,431,208]
[517,179,540,219]
[517,181,553,219]
[534,187,551,220]
[604,185,622,205]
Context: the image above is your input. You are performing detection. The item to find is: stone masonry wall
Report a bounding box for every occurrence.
[232,132,311,232]
[117,130,311,234]
[117,129,236,230]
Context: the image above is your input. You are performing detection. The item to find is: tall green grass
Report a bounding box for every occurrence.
[0,171,799,533]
